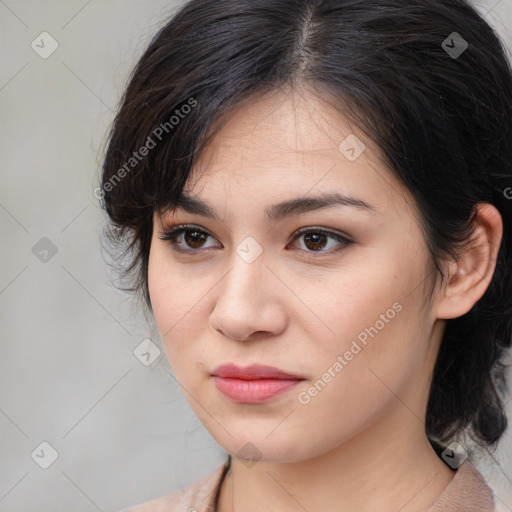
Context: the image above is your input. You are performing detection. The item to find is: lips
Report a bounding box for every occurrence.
[211,363,304,380]
[211,363,305,404]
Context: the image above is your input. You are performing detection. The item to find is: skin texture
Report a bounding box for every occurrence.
[147,86,502,512]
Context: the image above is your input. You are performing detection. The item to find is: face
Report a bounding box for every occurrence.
[148,86,443,464]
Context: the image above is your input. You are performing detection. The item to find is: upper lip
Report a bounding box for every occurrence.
[212,363,304,380]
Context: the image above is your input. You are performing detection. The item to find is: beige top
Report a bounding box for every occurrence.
[120,458,495,512]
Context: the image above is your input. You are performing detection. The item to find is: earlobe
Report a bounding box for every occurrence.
[436,203,503,320]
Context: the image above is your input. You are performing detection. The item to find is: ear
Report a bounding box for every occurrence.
[436,203,503,320]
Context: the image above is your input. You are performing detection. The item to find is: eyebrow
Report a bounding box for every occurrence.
[171,191,376,222]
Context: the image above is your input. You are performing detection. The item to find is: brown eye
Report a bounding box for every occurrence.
[159,225,220,253]
[303,232,329,251]
[184,230,208,249]
[290,228,353,256]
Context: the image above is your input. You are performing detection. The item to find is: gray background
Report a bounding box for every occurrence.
[1,1,511,511]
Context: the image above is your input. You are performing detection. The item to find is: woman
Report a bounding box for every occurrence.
[101,0,512,510]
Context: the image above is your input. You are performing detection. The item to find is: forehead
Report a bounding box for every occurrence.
[197,87,363,159]
[178,87,409,219]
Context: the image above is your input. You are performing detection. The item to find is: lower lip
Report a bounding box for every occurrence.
[213,376,302,403]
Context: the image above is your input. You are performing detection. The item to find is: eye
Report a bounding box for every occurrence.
[288,227,353,256]
[159,224,219,253]
[159,224,353,256]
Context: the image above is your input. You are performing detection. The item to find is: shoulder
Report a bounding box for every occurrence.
[118,459,230,512]
[427,459,495,511]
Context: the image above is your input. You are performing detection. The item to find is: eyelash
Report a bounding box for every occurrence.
[158,224,353,258]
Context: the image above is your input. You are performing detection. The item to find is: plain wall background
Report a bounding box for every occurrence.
[1,1,511,510]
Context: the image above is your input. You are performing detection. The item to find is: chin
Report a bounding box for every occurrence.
[213,430,314,465]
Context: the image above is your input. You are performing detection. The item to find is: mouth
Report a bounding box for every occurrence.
[211,363,305,404]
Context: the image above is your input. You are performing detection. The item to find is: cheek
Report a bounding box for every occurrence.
[297,249,429,408]
[290,304,424,456]
[304,247,423,360]
[148,244,214,375]
[148,246,185,351]
[148,241,199,329]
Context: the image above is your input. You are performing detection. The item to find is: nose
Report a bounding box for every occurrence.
[209,251,288,342]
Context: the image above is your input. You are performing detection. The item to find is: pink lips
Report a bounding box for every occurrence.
[211,363,304,403]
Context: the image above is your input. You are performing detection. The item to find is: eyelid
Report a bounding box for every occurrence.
[291,225,353,244]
